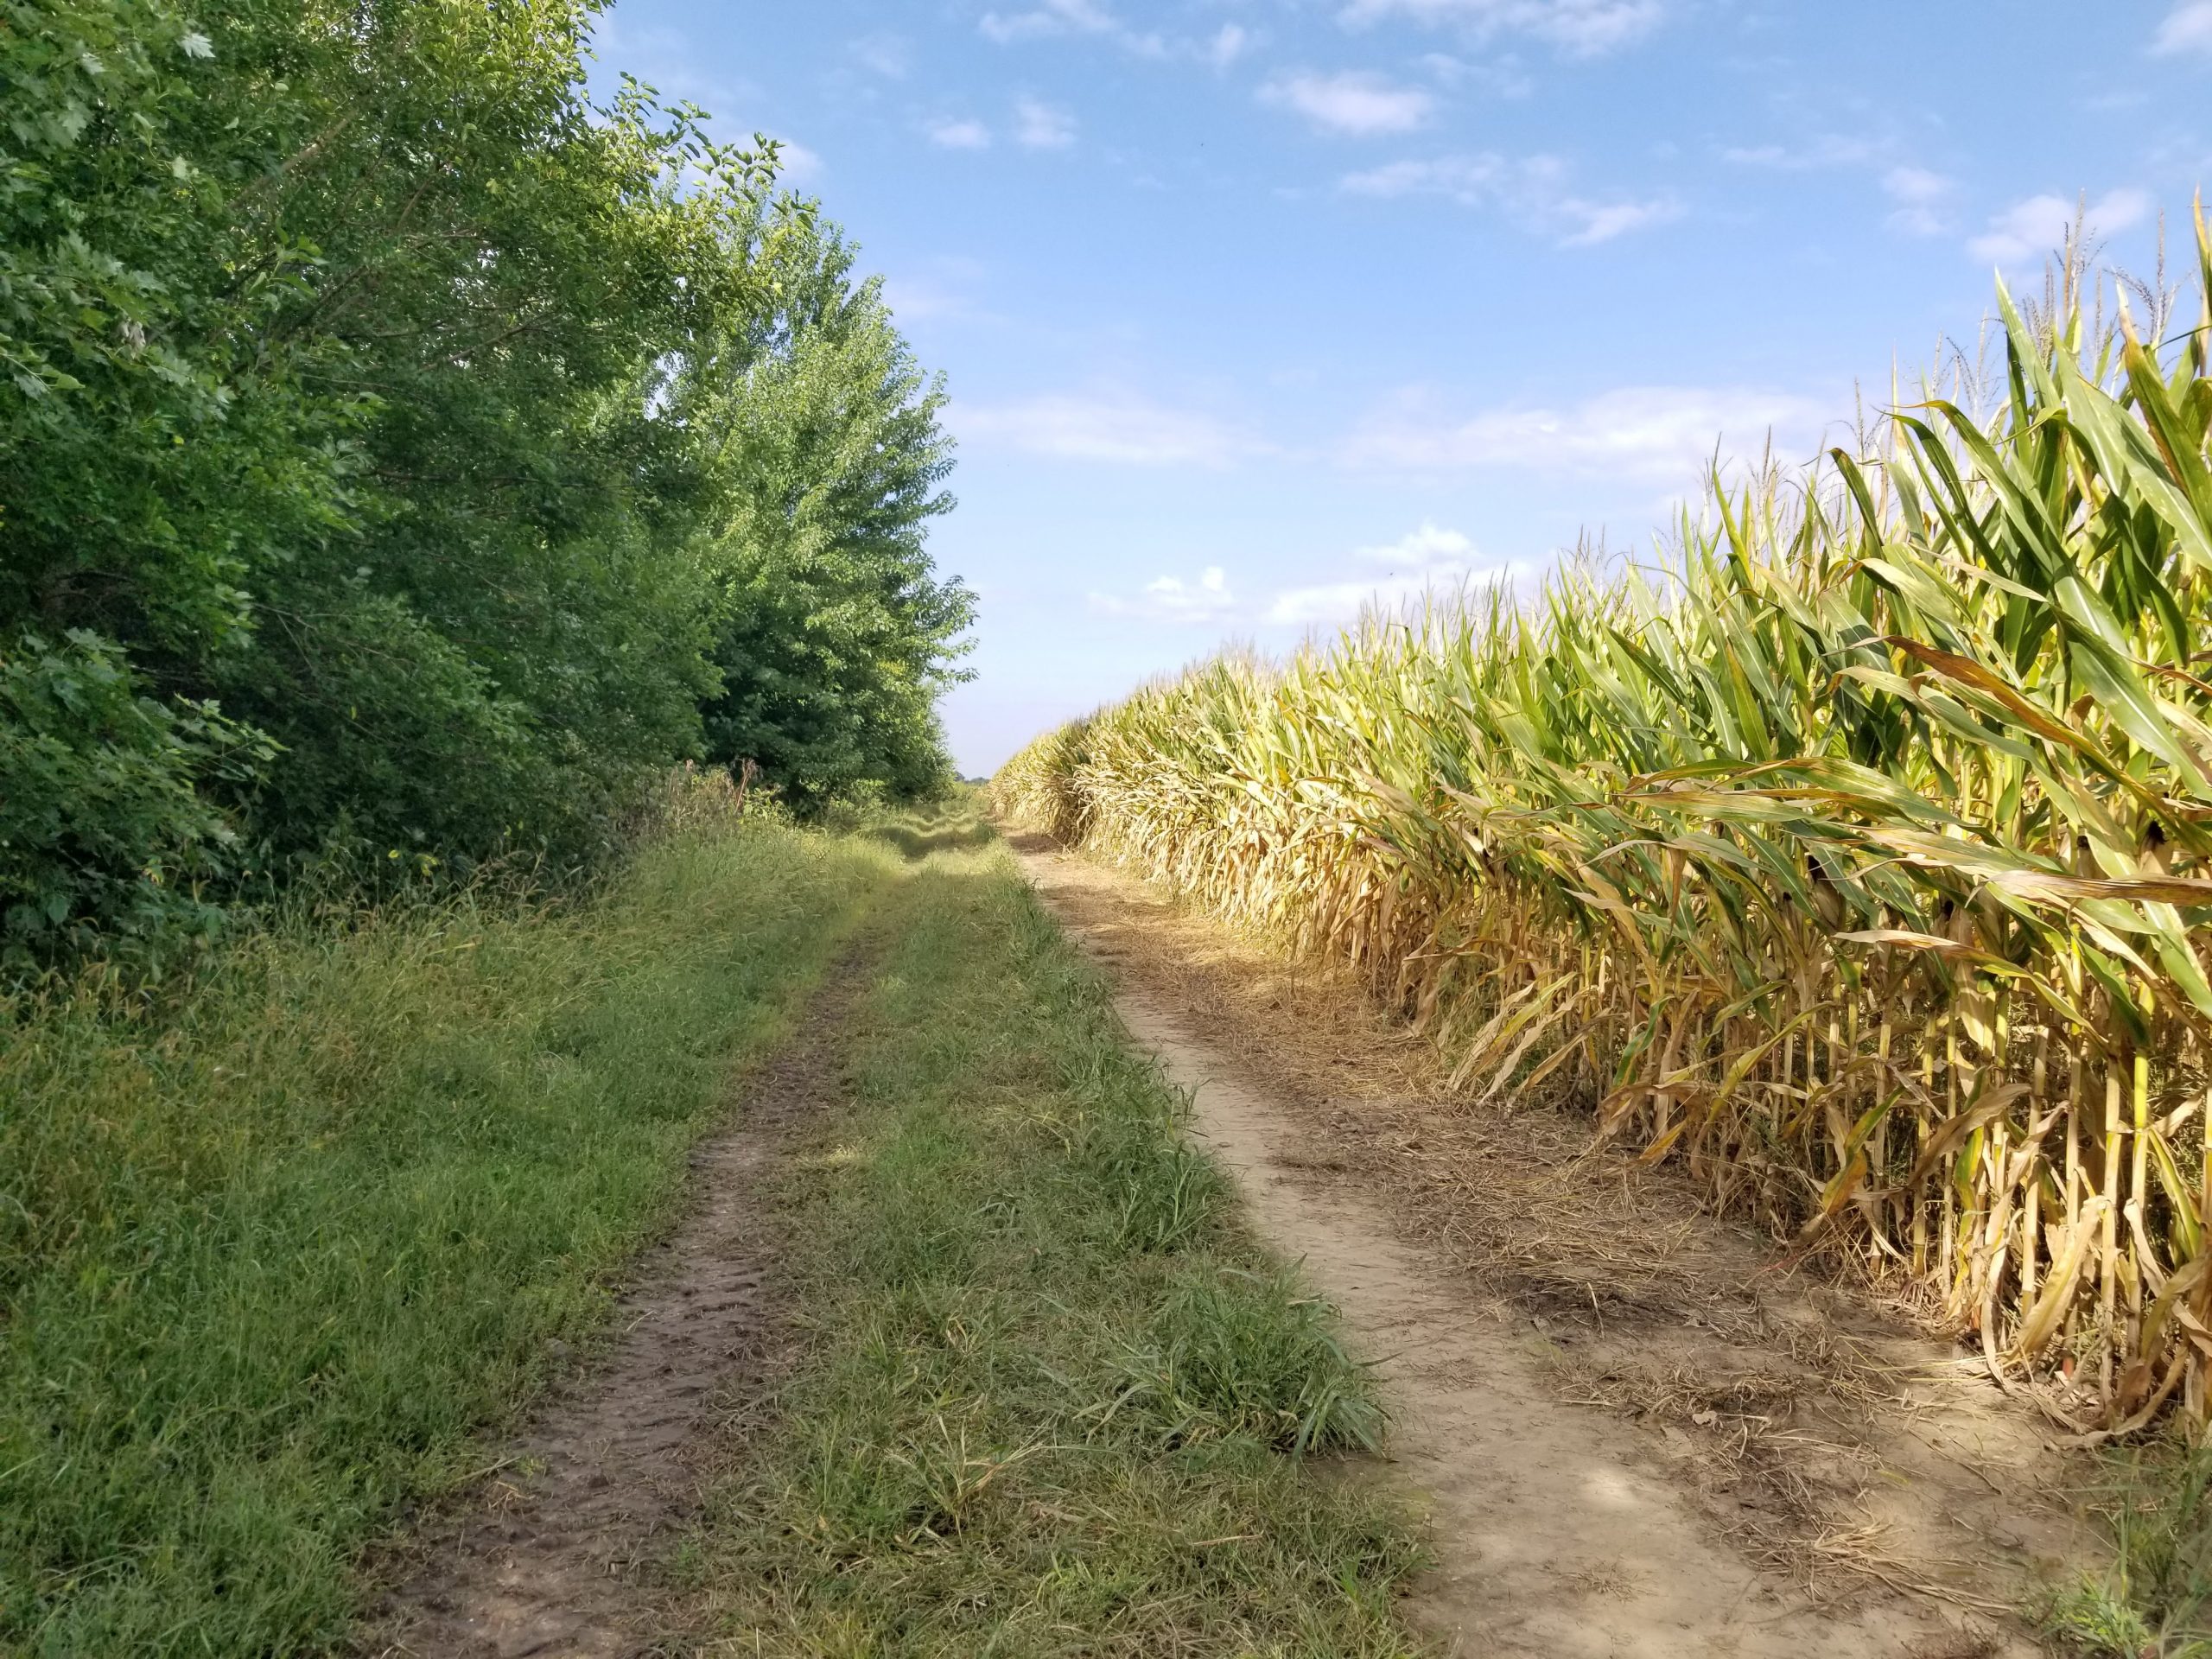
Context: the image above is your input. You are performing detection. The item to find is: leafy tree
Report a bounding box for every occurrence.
[681,225,976,807]
[4,0,974,974]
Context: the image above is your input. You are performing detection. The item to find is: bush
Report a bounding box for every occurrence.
[0,631,270,976]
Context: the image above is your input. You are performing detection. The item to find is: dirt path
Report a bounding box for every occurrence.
[358,956,868,1658]
[1008,832,2096,1659]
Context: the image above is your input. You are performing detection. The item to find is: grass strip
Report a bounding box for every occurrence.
[693,830,1425,1656]
[0,822,894,1656]
[2042,1439,2212,1656]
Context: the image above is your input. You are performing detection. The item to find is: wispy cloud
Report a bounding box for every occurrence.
[1344,385,1834,486]
[590,15,823,181]
[1719,134,1878,169]
[1090,566,1236,622]
[1967,188,2151,267]
[1206,23,1251,68]
[1421,51,1535,97]
[767,138,825,183]
[2154,1,2212,54]
[882,256,990,323]
[1266,520,1502,625]
[982,0,1121,44]
[925,117,992,150]
[1087,527,1534,630]
[1267,573,1466,626]
[1353,520,1477,567]
[852,33,909,78]
[979,0,1206,59]
[1881,165,1955,236]
[955,391,1262,467]
[1339,0,1663,57]
[1262,71,1436,136]
[1340,152,1678,245]
[881,279,968,321]
[1014,96,1077,149]
[1719,135,1966,238]
[978,1,1262,66]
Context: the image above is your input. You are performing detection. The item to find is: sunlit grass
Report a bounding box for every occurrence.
[693,834,1421,1655]
[0,819,894,1655]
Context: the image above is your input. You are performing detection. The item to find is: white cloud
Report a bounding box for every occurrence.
[1262,71,1436,136]
[925,117,992,150]
[1267,573,1461,625]
[1884,165,1952,203]
[1090,567,1237,623]
[1421,51,1535,96]
[1881,165,1955,236]
[1265,521,1526,626]
[977,0,1258,64]
[1343,385,1834,486]
[2154,1,2212,54]
[1719,134,1878,169]
[769,138,824,183]
[881,257,988,322]
[1556,197,1677,245]
[979,0,1171,56]
[1967,188,2152,266]
[880,281,969,322]
[881,280,963,321]
[1340,152,1678,245]
[1721,140,1966,237]
[1340,0,1663,57]
[1014,95,1077,149]
[1087,524,1538,633]
[1354,519,1477,566]
[982,0,1116,42]
[853,33,909,78]
[954,391,1262,467]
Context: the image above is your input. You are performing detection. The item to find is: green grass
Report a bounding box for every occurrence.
[2044,1440,2212,1657]
[0,821,897,1656]
[691,834,1424,1656]
[0,807,1423,1654]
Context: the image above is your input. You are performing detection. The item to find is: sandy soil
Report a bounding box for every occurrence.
[355,958,866,1658]
[1007,830,2099,1659]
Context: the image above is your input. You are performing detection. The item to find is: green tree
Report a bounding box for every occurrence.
[2,0,972,971]
[683,224,976,808]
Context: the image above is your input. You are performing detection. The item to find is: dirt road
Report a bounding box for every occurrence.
[1010,830,2094,1658]
[358,955,869,1658]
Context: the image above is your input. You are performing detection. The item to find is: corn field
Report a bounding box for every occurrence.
[994,211,2212,1434]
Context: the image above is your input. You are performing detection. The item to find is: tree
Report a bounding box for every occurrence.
[682,224,976,807]
[2,0,972,972]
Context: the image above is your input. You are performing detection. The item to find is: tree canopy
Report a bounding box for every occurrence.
[1,0,972,975]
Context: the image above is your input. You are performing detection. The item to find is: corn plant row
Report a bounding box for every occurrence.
[995,214,2212,1433]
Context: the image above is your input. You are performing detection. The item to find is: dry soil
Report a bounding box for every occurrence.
[1008,829,2099,1659]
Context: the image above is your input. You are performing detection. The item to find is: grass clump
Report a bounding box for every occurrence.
[2045,1441,2212,1656]
[0,821,893,1656]
[696,831,1422,1656]
[1103,1265,1385,1455]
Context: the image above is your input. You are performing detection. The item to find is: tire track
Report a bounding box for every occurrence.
[359,951,873,1658]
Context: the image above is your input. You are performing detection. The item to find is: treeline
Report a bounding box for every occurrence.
[2,0,972,976]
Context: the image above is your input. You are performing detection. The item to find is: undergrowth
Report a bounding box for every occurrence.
[0,821,893,1655]
[694,830,1423,1655]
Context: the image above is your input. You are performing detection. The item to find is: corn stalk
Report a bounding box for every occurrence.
[994,208,2212,1433]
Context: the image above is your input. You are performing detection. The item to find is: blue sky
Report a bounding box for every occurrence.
[591,0,2212,774]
